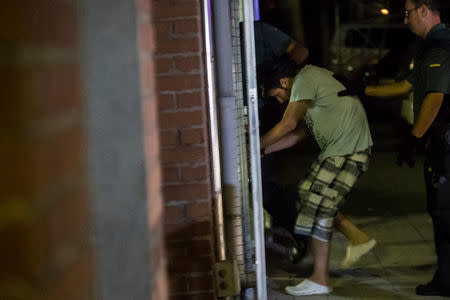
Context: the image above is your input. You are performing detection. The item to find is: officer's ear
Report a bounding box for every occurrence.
[419,4,430,17]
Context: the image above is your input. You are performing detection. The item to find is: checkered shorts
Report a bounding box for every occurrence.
[294,149,370,242]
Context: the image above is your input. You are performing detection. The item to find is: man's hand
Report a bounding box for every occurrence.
[397,133,420,168]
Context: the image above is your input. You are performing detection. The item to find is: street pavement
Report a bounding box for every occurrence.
[265,150,447,299]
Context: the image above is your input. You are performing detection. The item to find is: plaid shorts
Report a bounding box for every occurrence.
[294,149,370,242]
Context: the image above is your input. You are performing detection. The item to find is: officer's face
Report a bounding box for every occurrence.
[404,0,424,37]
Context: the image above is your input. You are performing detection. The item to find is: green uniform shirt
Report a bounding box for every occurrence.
[254,21,292,67]
[406,23,450,120]
[290,65,373,162]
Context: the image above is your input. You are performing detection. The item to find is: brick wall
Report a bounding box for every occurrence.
[137,0,168,299]
[150,0,217,299]
[0,1,94,300]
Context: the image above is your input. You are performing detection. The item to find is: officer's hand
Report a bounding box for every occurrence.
[397,133,419,168]
[337,85,366,98]
[332,73,366,99]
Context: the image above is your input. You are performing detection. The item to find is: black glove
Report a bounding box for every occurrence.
[337,84,366,98]
[333,74,366,98]
[397,133,420,168]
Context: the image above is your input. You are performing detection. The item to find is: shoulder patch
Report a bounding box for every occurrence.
[430,64,441,67]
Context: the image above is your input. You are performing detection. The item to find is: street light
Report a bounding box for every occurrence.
[380,8,389,15]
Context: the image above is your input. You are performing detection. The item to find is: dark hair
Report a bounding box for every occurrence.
[262,54,299,94]
[410,0,442,14]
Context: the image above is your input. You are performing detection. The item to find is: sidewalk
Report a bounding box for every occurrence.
[266,213,445,299]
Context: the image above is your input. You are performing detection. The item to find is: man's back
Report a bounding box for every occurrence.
[290,65,373,161]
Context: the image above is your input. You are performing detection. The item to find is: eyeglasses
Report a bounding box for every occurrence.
[404,4,422,18]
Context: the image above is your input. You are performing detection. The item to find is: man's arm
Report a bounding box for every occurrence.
[411,92,444,138]
[260,100,310,149]
[264,121,309,154]
[366,80,412,98]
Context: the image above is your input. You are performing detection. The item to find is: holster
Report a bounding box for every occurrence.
[428,123,450,153]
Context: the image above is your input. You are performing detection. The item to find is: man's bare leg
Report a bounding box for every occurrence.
[334,211,376,268]
[309,237,331,286]
[334,211,370,245]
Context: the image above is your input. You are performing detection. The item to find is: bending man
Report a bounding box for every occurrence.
[260,55,376,296]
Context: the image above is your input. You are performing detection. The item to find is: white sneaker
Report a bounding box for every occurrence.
[285,279,332,296]
[341,239,377,268]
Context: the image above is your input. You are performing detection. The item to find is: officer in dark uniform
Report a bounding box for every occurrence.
[243,21,308,229]
[340,0,450,296]
[241,21,309,261]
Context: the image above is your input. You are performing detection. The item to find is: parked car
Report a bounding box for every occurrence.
[329,22,417,125]
[329,22,416,82]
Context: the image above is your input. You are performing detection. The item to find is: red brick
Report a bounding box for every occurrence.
[153,2,200,19]
[165,205,185,223]
[169,276,188,293]
[147,159,162,197]
[155,38,200,55]
[186,202,211,220]
[0,64,82,127]
[143,112,161,166]
[175,56,201,72]
[158,93,176,111]
[31,64,82,120]
[0,67,29,127]
[161,147,206,164]
[181,165,206,181]
[152,265,169,300]
[0,126,85,199]
[140,60,156,94]
[163,167,180,182]
[0,0,78,47]
[166,244,187,257]
[156,57,174,74]
[189,274,214,291]
[141,98,160,137]
[149,225,165,268]
[43,246,95,300]
[167,239,212,259]
[137,0,150,12]
[138,22,154,52]
[0,218,43,280]
[176,91,202,108]
[163,184,209,202]
[156,74,202,91]
[185,240,213,257]
[170,293,215,300]
[167,256,213,273]
[174,19,199,34]
[0,186,91,282]
[34,126,85,195]
[40,186,92,263]
[159,110,204,129]
[155,21,173,40]
[0,142,34,198]
[165,221,213,240]
[181,128,204,145]
[160,129,179,146]
[147,164,163,228]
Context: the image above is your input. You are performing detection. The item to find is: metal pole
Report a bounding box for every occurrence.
[241,0,267,299]
[202,0,227,263]
[211,0,248,288]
